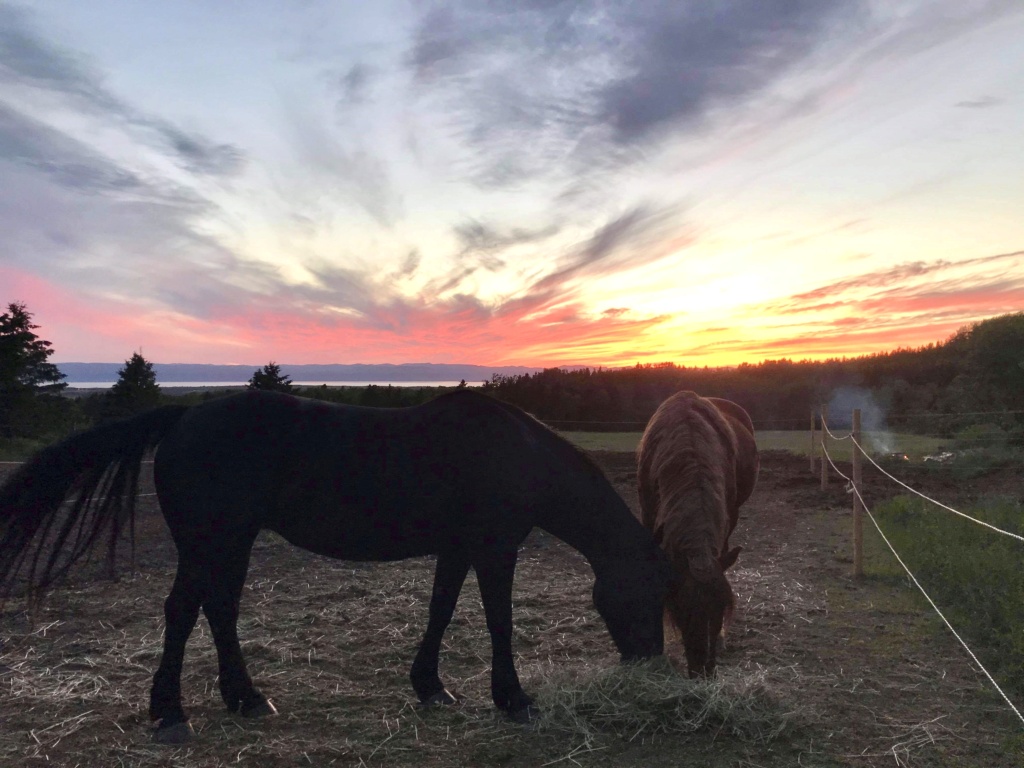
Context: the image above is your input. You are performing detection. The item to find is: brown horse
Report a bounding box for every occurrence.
[636,391,759,677]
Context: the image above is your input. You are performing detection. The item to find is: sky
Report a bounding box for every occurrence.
[1,0,1022,368]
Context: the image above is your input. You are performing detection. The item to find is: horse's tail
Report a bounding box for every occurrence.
[0,404,188,603]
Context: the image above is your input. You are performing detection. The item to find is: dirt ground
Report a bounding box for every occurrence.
[0,450,1021,767]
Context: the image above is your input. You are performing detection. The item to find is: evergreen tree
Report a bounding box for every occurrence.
[0,302,66,435]
[960,312,1024,411]
[104,352,160,419]
[247,362,294,393]
[0,302,66,390]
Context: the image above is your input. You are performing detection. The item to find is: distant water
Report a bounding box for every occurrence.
[65,380,483,389]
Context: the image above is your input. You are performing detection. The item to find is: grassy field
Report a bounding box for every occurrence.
[0,437,51,462]
[560,430,949,459]
[865,495,1024,701]
[2,427,949,464]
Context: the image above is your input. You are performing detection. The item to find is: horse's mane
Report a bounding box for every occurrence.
[637,392,738,568]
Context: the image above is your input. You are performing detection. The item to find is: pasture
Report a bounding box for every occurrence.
[560,430,949,459]
[0,450,1020,766]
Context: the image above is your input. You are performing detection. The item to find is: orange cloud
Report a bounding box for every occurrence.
[703,250,1024,363]
[6,244,1022,369]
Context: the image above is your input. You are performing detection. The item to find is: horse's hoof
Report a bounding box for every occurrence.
[419,688,458,707]
[153,721,196,745]
[241,698,278,718]
[507,704,538,725]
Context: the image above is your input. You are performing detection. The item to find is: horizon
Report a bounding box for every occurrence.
[53,320,968,372]
[3,2,1023,367]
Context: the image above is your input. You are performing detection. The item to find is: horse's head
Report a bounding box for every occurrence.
[592,551,671,661]
[666,549,739,678]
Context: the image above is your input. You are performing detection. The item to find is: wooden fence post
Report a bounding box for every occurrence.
[809,411,817,473]
[852,408,864,578]
[820,403,829,489]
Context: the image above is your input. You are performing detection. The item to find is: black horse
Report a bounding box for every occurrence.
[0,390,669,742]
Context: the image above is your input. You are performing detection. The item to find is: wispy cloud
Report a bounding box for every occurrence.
[1,1,1021,368]
[408,0,866,188]
[700,250,1024,360]
[0,101,145,192]
[955,95,1002,109]
[534,204,688,292]
[761,251,1024,315]
[0,4,244,176]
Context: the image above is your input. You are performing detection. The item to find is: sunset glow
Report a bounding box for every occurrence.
[2,2,1022,370]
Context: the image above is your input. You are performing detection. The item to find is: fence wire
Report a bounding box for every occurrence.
[848,435,1024,543]
[821,422,853,441]
[821,437,1024,727]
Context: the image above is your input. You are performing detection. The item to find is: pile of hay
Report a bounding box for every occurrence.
[530,658,793,748]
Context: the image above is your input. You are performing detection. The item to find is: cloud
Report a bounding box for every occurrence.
[279,100,401,227]
[152,124,244,176]
[762,251,1024,315]
[854,0,1022,64]
[0,104,271,322]
[0,4,116,108]
[534,203,690,293]
[955,95,1002,109]
[4,1,1019,370]
[407,0,866,187]
[0,101,144,192]
[0,4,245,176]
[453,218,561,270]
[705,250,1024,361]
[593,0,865,144]
[393,249,421,280]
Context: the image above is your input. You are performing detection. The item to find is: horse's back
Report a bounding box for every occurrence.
[706,397,759,507]
[637,391,762,543]
[637,392,737,545]
[152,390,568,561]
[707,397,754,437]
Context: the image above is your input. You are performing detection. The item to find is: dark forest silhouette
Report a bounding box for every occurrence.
[2,312,1022,445]
[481,313,1024,438]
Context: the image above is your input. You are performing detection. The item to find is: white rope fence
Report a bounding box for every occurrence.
[819,413,1024,542]
[820,419,1024,727]
[849,435,1024,543]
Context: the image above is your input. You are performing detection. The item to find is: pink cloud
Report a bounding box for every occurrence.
[1,266,666,366]
[6,243,1022,369]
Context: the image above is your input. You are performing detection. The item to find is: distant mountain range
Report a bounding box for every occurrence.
[56,362,544,384]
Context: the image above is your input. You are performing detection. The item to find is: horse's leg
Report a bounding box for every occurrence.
[473,547,534,722]
[201,536,275,718]
[150,558,205,743]
[410,549,470,705]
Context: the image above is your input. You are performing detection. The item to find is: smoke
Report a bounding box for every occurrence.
[825,386,894,454]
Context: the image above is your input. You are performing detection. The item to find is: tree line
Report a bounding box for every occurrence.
[0,303,466,445]
[480,312,1024,439]
[2,300,1022,447]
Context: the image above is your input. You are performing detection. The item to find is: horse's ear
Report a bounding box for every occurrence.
[688,550,720,583]
[720,546,742,571]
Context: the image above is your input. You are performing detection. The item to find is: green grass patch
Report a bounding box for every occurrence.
[836,431,948,461]
[866,495,1024,699]
[560,429,948,458]
[558,431,645,452]
[0,436,52,462]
